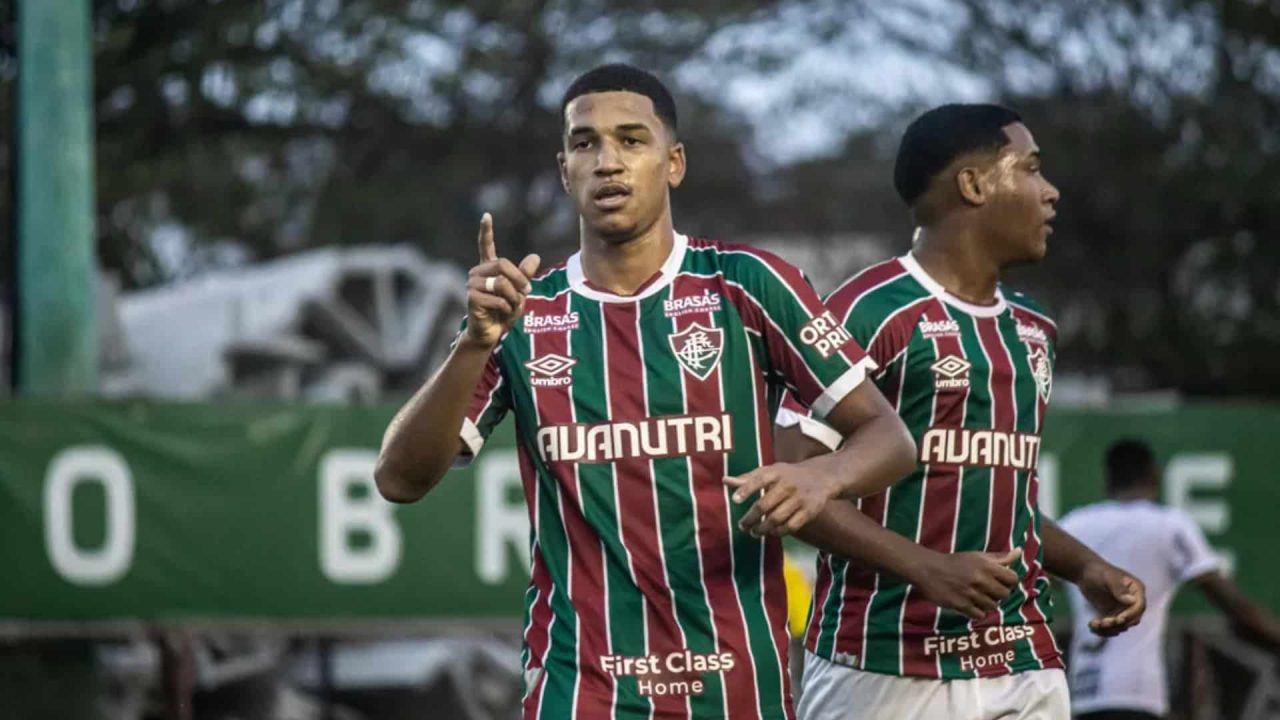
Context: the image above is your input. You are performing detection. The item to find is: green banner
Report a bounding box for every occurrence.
[0,402,532,622]
[0,402,1275,622]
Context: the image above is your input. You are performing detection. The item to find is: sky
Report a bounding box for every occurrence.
[674,1,991,163]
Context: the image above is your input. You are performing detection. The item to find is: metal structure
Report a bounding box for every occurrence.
[103,245,467,402]
[15,0,97,394]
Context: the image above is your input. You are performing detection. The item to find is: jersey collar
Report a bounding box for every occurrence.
[566,232,689,303]
[899,251,1008,318]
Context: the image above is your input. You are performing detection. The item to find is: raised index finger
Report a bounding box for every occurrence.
[478,213,496,263]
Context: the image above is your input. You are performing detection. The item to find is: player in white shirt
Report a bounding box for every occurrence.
[1059,439,1280,720]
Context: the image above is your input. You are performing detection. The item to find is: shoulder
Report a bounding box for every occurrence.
[1162,505,1205,536]
[528,260,571,299]
[686,237,810,288]
[1057,501,1109,532]
[1004,288,1058,341]
[1055,506,1086,532]
[826,257,931,327]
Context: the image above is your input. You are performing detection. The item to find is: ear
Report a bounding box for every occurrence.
[667,141,686,189]
[954,166,988,207]
[557,151,570,194]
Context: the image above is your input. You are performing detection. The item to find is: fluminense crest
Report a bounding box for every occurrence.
[668,323,724,381]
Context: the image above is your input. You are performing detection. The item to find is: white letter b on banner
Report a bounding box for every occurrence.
[320,449,402,584]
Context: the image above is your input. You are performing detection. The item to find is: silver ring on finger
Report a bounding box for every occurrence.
[484,275,496,293]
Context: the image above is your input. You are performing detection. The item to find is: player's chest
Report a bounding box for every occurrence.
[505,290,755,419]
[899,312,1054,419]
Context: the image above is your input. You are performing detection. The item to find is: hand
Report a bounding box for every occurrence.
[1078,561,1146,637]
[465,213,541,348]
[724,463,839,537]
[913,549,1021,621]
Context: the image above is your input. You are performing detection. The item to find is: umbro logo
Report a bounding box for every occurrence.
[930,355,971,391]
[525,354,577,388]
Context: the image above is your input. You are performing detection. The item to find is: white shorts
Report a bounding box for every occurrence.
[797,651,1070,720]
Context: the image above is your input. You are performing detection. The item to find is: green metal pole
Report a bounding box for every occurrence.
[16,0,97,395]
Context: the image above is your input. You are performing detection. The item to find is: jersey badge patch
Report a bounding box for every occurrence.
[669,323,724,381]
[1027,346,1053,402]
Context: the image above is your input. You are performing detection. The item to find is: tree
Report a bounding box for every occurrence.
[57,0,789,286]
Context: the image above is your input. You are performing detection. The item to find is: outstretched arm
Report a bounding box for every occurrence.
[1195,571,1280,652]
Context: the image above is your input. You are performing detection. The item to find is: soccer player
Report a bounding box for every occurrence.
[772,104,1148,719]
[375,64,918,720]
[1060,439,1280,720]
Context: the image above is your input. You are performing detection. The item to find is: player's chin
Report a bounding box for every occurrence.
[588,214,640,242]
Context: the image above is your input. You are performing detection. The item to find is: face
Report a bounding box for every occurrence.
[981,122,1059,265]
[558,91,685,242]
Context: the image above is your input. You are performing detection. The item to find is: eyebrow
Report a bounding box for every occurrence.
[567,122,654,137]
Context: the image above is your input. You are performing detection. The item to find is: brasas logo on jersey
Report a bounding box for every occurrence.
[1016,320,1049,346]
[1027,345,1053,402]
[800,310,854,359]
[930,355,971,391]
[663,289,722,318]
[524,354,577,387]
[536,413,734,464]
[523,311,580,334]
[668,322,724,381]
[919,319,961,338]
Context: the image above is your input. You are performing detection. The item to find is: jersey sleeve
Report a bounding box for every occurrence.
[772,269,922,448]
[727,247,876,419]
[827,282,922,381]
[1169,509,1223,583]
[775,391,844,451]
[452,321,513,467]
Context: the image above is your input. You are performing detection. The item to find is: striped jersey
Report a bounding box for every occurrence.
[778,252,1064,680]
[458,233,876,719]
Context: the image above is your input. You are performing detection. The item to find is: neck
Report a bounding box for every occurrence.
[578,210,676,296]
[911,220,1003,305]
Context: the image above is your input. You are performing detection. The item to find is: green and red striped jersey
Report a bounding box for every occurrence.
[779,252,1063,680]
[458,234,876,719]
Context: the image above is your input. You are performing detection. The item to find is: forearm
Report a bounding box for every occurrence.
[803,413,916,500]
[1040,517,1107,583]
[795,500,933,585]
[1232,603,1280,650]
[1199,574,1280,651]
[375,338,493,503]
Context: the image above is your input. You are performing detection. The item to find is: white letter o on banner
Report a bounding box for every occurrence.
[43,446,136,586]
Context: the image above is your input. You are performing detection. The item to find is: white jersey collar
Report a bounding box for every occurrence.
[899,251,1007,318]
[566,232,689,303]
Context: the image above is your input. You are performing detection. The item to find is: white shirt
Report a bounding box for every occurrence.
[1058,499,1223,716]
